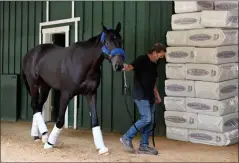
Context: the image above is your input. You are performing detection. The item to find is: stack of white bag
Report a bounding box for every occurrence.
[164,1,239,146]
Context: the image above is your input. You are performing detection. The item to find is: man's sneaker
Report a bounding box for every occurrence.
[120,136,135,153]
[138,146,158,155]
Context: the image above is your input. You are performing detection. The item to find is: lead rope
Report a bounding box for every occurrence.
[123,70,140,133]
[123,70,156,147]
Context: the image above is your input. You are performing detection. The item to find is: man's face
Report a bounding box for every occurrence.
[152,51,166,61]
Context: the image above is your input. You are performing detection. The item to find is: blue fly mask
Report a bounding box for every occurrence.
[100,30,126,61]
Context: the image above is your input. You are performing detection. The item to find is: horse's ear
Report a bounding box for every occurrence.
[101,22,107,33]
[115,22,121,33]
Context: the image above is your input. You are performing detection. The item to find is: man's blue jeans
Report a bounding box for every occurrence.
[123,99,156,147]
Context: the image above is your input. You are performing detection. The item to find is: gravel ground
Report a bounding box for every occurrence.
[1,121,238,162]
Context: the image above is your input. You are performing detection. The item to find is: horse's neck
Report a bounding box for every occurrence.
[92,51,105,71]
[91,35,106,70]
[74,34,106,71]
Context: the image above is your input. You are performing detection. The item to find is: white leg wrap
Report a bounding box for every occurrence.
[34,112,48,134]
[92,126,109,155]
[42,133,48,144]
[38,130,41,136]
[31,116,39,137]
[48,124,62,145]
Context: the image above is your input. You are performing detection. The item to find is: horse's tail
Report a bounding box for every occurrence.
[21,68,31,95]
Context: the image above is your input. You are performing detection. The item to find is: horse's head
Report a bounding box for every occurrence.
[100,22,125,71]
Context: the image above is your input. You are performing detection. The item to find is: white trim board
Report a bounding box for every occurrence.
[72,1,75,18]
[40,17,80,27]
[46,1,49,22]
[42,26,70,35]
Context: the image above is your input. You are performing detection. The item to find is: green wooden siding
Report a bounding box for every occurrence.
[0,1,46,120]
[49,1,71,21]
[0,1,173,136]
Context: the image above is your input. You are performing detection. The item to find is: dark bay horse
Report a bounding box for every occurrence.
[21,22,125,155]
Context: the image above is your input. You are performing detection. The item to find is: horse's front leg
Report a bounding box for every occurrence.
[86,93,109,155]
[44,91,71,149]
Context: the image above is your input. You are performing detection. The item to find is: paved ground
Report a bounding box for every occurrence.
[1,121,238,162]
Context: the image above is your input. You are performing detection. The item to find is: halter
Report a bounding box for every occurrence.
[100,30,126,61]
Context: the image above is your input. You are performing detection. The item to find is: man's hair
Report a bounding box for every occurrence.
[148,43,167,54]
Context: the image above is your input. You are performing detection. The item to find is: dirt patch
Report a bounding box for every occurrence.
[1,121,238,162]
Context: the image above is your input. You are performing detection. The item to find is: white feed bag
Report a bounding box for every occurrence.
[166,127,189,142]
[187,28,238,47]
[185,63,238,82]
[201,10,238,28]
[166,47,194,63]
[166,63,186,79]
[186,96,238,116]
[165,79,195,97]
[166,30,188,46]
[165,111,198,129]
[189,129,239,146]
[164,96,186,112]
[197,113,238,133]
[193,46,238,64]
[174,1,214,13]
[171,12,204,30]
[195,79,238,100]
[214,1,239,10]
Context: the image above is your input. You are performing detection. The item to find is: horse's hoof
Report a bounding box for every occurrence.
[42,134,48,144]
[98,147,109,155]
[44,143,53,149]
[33,136,40,142]
[101,152,110,156]
[34,139,40,142]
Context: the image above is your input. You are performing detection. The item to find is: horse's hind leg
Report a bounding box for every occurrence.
[28,80,41,141]
[31,81,51,143]
[37,82,51,143]
[22,72,40,141]
[30,88,41,142]
[44,91,71,149]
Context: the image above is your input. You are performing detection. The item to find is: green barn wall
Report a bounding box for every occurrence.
[0,1,46,120]
[0,1,173,135]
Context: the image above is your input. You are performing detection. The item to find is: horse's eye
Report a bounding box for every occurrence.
[113,36,117,39]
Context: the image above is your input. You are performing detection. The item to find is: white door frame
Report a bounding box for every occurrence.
[41,26,70,128]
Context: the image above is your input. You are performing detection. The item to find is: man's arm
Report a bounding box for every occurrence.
[154,81,162,103]
[154,69,160,96]
[154,82,159,96]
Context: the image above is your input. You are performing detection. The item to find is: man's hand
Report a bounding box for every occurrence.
[155,94,162,104]
[122,64,134,71]
[154,83,161,104]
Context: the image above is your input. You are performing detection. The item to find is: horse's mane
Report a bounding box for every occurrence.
[73,34,101,48]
